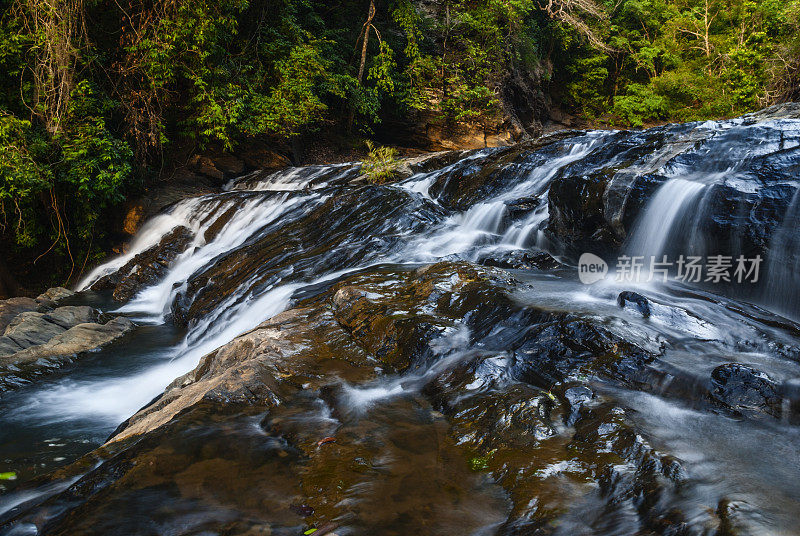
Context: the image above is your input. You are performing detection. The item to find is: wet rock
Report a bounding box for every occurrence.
[564,385,594,425]
[171,187,447,326]
[547,169,616,249]
[477,249,561,271]
[709,363,781,418]
[0,304,134,389]
[91,225,194,301]
[423,350,688,533]
[509,314,656,389]
[618,290,652,318]
[503,196,539,218]
[405,150,465,174]
[203,206,238,243]
[231,164,361,191]
[427,139,562,211]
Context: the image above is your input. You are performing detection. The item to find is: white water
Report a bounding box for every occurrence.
[764,189,800,319]
[227,163,356,192]
[77,197,213,291]
[399,133,607,262]
[116,193,308,321]
[627,178,707,260]
[30,135,606,430]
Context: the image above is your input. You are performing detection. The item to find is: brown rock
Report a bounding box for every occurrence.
[211,155,245,176]
[122,200,147,236]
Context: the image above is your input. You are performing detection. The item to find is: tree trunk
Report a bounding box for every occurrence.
[357,0,376,84]
[348,0,377,132]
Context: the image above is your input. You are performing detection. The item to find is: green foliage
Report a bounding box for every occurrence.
[0,81,133,252]
[361,140,400,184]
[0,0,797,284]
[242,43,331,138]
[0,114,52,247]
[613,83,668,125]
[468,448,497,472]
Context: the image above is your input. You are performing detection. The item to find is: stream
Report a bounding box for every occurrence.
[1,105,800,535]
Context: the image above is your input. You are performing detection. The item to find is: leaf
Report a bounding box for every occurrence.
[0,472,17,480]
[304,529,318,535]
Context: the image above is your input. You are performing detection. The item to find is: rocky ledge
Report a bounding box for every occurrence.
[1,262,753,535]
[0,287,134,390]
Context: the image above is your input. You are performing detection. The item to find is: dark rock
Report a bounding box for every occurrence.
[210,155,245,177]
[564,385,594,426]
[170,187,447,326]
[617,290,651,318]
[405,150,465,174]
[509,314,656,389]
[503,196,539,218]
[547,169,615,249]
[709,363,781,418]
[427,134,579,211]
[0,296,38,332]
[477,249,561,271]
[91,225,194,302]
[189,155,225,182]
[203,206,238,243]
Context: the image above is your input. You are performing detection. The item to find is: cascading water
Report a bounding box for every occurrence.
[626,178,707,260]
[764,188,800,319]
[3,106,800,536]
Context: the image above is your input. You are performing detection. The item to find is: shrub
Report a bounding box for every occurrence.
[361,141,400,184]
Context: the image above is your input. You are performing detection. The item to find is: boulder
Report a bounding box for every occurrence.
[709,363,782,418]
[4,317,134,365]
[2,311,68,349]
[0,296,38,332]
[617,290,652,318]
[0,302,135,389]
[477,249,561,271]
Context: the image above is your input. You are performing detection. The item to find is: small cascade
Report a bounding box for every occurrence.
[226,163,358,192]
[627,178,708,260]
[458,202,507,233]
[764,188,800,319]
[115,193,310,320]
[77,196,213,290]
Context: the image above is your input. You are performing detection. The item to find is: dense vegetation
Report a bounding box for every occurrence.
[0,0,798,291]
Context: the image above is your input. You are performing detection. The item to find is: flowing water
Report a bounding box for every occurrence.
[2,107,800,535]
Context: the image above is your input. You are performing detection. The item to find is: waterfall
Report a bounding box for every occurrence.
[626,179,708,260]
[764,188,800,319]
[7,106,800,536]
